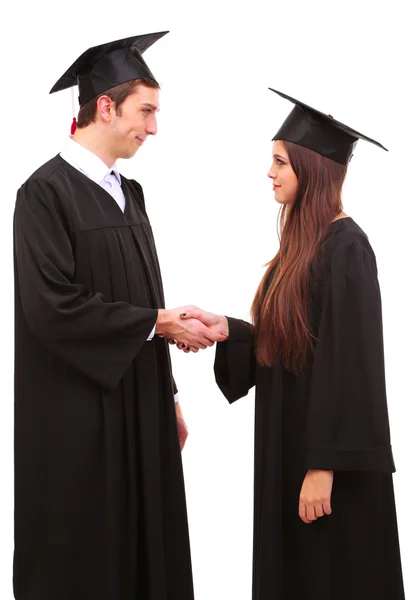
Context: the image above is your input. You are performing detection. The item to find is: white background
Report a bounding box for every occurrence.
[1,0,410,598]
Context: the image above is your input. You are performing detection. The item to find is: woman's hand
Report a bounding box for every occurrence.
[168,309,228,353]
[299,469,334,524]
[180,309,229,338]
[169,339,199,353]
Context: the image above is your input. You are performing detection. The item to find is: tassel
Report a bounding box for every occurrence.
[70,88,77,135]
[70,117,77,135]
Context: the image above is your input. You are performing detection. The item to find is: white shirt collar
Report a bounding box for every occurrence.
[60,137,121,185]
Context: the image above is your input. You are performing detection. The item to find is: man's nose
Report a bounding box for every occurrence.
[146,116,157,136]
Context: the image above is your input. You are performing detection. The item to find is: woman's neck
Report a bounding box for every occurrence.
[331,211,349,223]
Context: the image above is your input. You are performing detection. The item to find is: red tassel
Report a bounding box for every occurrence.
[70,117,77,135]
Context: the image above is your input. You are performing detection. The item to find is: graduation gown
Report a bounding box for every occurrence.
[13,155,194,600]
[215,218,405,600]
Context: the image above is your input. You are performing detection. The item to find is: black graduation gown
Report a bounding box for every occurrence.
[13,155,194,600]
[214,218,405,600]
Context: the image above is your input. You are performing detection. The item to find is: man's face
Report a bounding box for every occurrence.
[109,85,160,159]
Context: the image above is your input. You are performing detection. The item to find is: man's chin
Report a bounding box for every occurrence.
[120,148,139,160]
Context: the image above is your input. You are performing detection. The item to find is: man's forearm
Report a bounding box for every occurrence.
[155,309,184,337]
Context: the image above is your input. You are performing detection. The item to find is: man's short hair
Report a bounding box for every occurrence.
[77,78,160,128]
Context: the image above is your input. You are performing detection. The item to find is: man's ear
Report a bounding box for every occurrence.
[96,95,114,123]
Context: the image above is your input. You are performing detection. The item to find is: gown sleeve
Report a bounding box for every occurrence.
[172,377,178,396]
[305,238,395,472]
[14,177,158,391]
[214,317,256,403]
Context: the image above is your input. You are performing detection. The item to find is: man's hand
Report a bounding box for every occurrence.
[175,402,188,451]
[172,309,228,352]
[299,469,333,524]
[156,305,228,349]
[180,308,229,335]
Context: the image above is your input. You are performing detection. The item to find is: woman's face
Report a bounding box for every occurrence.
[268,140,299,205]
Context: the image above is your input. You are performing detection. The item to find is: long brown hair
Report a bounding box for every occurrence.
[251,141,347,372]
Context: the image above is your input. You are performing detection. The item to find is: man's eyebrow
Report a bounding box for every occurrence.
[140,102,160,111]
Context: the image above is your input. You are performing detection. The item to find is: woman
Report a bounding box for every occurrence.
[178,90,405,599]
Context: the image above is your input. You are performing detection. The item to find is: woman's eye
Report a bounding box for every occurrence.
[276,158,284,165]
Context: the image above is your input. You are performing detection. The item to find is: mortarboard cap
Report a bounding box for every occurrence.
[269,88,388,165]
[50,32,168,107]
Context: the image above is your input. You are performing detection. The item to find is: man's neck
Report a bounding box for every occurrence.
[72,126,117,168]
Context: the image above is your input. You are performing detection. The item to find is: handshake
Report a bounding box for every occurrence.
[156,306,229,353]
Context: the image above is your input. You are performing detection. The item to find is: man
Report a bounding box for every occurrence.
[13,32,226,600]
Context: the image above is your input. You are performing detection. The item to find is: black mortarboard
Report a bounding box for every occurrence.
[269,88,388,165]
[50,32,168,107]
